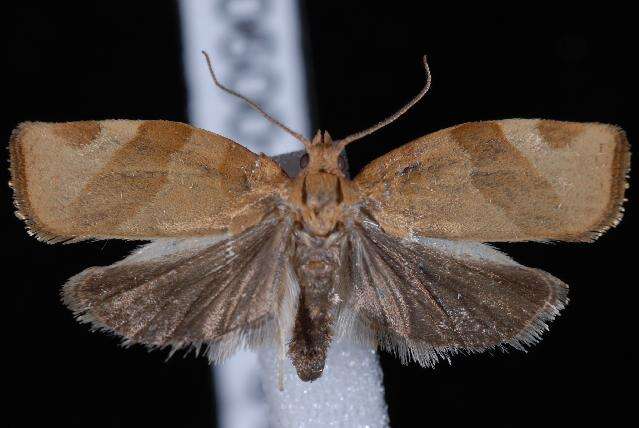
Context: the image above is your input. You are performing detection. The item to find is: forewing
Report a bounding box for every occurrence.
[62,216,294,362]
[355,119,630,242]
[9,120,289,242]
[337,218,568,367]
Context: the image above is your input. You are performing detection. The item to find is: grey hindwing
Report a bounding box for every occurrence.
[337,218,568,367]
[62,216,293,362]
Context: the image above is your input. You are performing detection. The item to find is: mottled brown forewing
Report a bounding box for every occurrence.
[355,119,630,242]
[9,120,289,242]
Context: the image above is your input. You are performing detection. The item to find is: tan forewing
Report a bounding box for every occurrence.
[62,216,293,362]
[355,119,630,242]
[337,218,568,367]
[9,120,289,242]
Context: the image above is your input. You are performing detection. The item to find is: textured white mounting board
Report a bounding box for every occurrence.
[180,0,308,156]
[179,1,388,427]
[259,341,389,428]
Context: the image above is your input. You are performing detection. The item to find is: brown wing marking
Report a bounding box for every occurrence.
[51,122,102,147]
[338,218,568,367]
[62,216,293,362]
[450,122,566,237]
[66,121,193,232]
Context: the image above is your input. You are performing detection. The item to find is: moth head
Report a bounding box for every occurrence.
[299,130,347,176]
[293,131,347,235]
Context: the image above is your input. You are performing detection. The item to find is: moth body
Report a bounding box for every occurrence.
[9,55,630,383]
[282,130,362,379]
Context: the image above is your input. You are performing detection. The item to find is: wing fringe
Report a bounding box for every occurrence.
[576,126,631,242]
[8,122,68,243]
[339,274,567,367]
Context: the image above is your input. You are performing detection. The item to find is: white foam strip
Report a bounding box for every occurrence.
[178,1,389,427]
[258,341,389,428]
[179,0,308,156]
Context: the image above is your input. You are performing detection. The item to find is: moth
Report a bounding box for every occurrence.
[9,52,630,382]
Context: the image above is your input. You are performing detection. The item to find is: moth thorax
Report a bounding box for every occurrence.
[304,173,343,207]
[301,172,343,236]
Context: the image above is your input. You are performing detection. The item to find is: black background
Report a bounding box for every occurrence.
[4,2,635,427]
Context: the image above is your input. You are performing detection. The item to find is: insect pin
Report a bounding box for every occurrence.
[9,52,630,381]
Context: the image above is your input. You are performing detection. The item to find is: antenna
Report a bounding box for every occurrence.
[201,51,310,147]
[335,55,432,151]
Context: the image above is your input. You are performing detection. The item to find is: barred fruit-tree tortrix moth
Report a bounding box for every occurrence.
[9,53,630,381]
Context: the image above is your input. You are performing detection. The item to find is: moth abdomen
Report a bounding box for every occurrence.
[288,230,344,381]
[288,291,334,382]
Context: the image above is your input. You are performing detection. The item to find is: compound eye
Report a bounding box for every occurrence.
[337,156,347,173]
[299,153,310,169]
